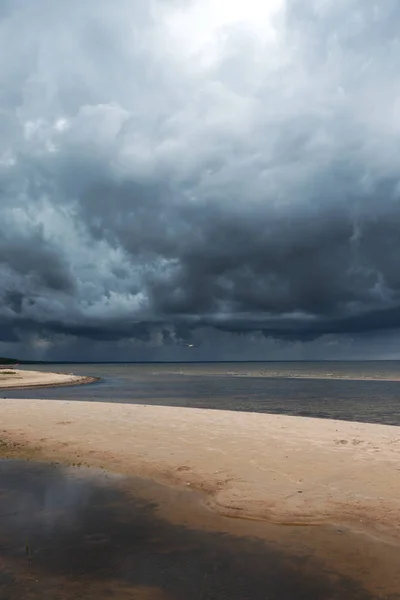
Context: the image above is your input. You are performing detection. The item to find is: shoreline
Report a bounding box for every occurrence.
[0,399,399,547]
[0,375,99,391]
[0,368,99,390]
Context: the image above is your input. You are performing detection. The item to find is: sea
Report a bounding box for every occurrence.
[5,360,400,425]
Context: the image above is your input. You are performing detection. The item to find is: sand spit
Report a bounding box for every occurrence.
[0,368,98,390]
[0,399,399,544]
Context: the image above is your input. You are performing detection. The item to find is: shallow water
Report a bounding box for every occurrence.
[5,361,400,425]
[0,459,391,600]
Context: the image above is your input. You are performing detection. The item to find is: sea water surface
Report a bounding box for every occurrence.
[5,361,400,425]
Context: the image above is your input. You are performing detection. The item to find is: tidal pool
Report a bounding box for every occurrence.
[0,459,395,599]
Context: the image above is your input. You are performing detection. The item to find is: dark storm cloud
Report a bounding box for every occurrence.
[0,230,74,292]
[2,0,400,358]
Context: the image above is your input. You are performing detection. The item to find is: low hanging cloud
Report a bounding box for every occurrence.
[2,0,400,358]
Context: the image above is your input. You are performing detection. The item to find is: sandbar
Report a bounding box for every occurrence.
[0,368,97,389]
[0,397,399,544]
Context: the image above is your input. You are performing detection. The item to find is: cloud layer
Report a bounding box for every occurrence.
[2,0,400,359]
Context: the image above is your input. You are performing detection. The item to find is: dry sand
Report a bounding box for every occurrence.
[0,398,399,544]
[0,368,97,389]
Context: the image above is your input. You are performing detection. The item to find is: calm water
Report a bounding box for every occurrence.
[0,459,383,599]
[5,361,400,425]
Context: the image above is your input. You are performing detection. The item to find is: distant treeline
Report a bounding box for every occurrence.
[0,357,19,364]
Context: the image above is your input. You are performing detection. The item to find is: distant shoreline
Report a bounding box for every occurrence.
[0,369,99,391]
[12,361,400,384]
[10,359,400,365]
[14,358,400,365]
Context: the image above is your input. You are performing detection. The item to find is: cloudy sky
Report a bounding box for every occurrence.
[1,0,400,361]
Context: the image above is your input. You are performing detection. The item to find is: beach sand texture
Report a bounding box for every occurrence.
[0,368,96,389]
[0,397,399,543]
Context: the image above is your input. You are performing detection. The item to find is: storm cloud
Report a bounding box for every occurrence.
[2,0,400,359]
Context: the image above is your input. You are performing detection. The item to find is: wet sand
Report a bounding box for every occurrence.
[1,396,400,596]
[0,368,97,389]
[0,399,399,543]
[0,459,396,599]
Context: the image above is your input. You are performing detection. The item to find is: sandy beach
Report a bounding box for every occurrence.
[0,396,399,544]
[0,368,97,389]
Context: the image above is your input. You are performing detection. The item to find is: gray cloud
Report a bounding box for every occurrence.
[1,0,400,359]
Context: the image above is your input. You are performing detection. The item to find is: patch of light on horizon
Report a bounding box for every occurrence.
[31,337,53,350]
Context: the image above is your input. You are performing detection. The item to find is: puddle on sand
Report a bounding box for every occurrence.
[0,460,393,600]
